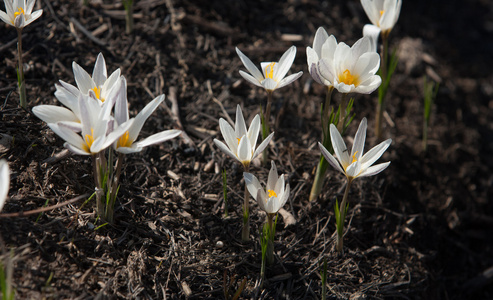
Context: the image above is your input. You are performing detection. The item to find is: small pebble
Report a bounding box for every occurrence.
[215,241,224,248]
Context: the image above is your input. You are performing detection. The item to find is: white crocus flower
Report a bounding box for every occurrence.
[0,159,9,212]
[0,0,42,28]
[244,161,290,215]
[236,46,303,93]
[361,0,402,37]
[113,78,181,154]
[72,53,121,104]
[33,76,123,132]
[318,36,381,94]
[48,93,131,155]
[213,105,274,168]
[319,118,391,180]
[306,27,337,88]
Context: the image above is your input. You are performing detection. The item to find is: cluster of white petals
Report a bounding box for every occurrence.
[214,105,273,168]
[319,118,391,180]
[244,161,290,215]
[361,0,402,36]
[0,0,42,28]
[236,46,303,93]
[317,36,382,94]
[33,53,181,156]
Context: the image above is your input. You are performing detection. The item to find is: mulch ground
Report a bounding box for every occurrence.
[1,0,492,299]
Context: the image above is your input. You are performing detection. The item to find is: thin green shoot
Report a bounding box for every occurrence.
[35,198,50,223]
[422,76,439,152]
[320,257,328,300]
[222,168,228,217]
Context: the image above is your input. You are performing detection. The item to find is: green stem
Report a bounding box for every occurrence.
[17,29,26,109]
[336,178,352,254]
[124,0,134,34]
[92,154,104,218]
[241,165,250,242]
[107,152,124,223]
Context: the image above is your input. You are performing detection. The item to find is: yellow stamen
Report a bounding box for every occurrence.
[92,86,105,102]
[267,189,277,198]
[264,62,276,79]
[83,128,95,153]
[117,131,132,148]
[380,10,385,17]
[237,138,241,145]
[351,151,359,164]
[14,7,24,18]
[338,69,358,86]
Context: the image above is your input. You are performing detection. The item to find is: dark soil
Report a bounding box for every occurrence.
[1,0,492,299]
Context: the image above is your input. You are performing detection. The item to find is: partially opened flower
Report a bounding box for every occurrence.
[214,105,274,168]
[363,24,381,53]
[0,0,42,28]
[319,118,391,180]
[318,36,381,94]
[306,27,337,88]
[236,46,303,93]
[361,0,402,37]
[113,78,181,154]
[48,93,131,155]
[33,75,123,132]
[244,161,290,215]
[72,53,122,104]
[0,159,9,212]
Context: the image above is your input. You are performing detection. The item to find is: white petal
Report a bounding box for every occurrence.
[49,123,86,151]
[363,24,381,52]
[128,95,164,142]
[313,27,329,55]
[235,104,247,138]
[261,78,278,91]
[214,139,238,162]
[252,132,274,160]
[116,145,143,154]
[237,135,252,162]
[361,0,383,26]
[33,105,79,124]
[64,143,90,156]
[358,162,390,178]
[329,124,350,168]
[239,70,263,88]
[236,47,264,82]
[247,114,261,151]
[277,71,303,90]
[0,11,11,25]
[136,129,181,148]
[114,77,129,125]
[274,174,285,197]
[353,75,381,94]
[0,160,10,212]
[267,160,278,191]
[360,138,392,169]
[92,53,107,86]
[256,188,268,212]
[351,118,367,161]
[219,118,238,155]
[318,58,335,84]
[318,142,345,175]
[243,172,262,201]
[73,62,96,93]
[274,46,296,81]
[101,69,122,99]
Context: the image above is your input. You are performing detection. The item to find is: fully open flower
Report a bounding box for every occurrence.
[361,0,402,36]
[48,93,131,155]
[319,118,391,180]
[113,78,181,154]
[214,105,274,168]
[306,27,337,88]
[236,46,303,93]
[72,53,121,104]
[318,36,381,94]
[0,0,42,28]
[244,161,290,214]
[0,159,9,212]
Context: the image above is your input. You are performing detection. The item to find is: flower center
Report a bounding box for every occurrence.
[92,86,105,102]
[117,131,132,148]
[338,69,358,86]
[83,128,95,152]
[267,189,277,198]
[264,62,276,79]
